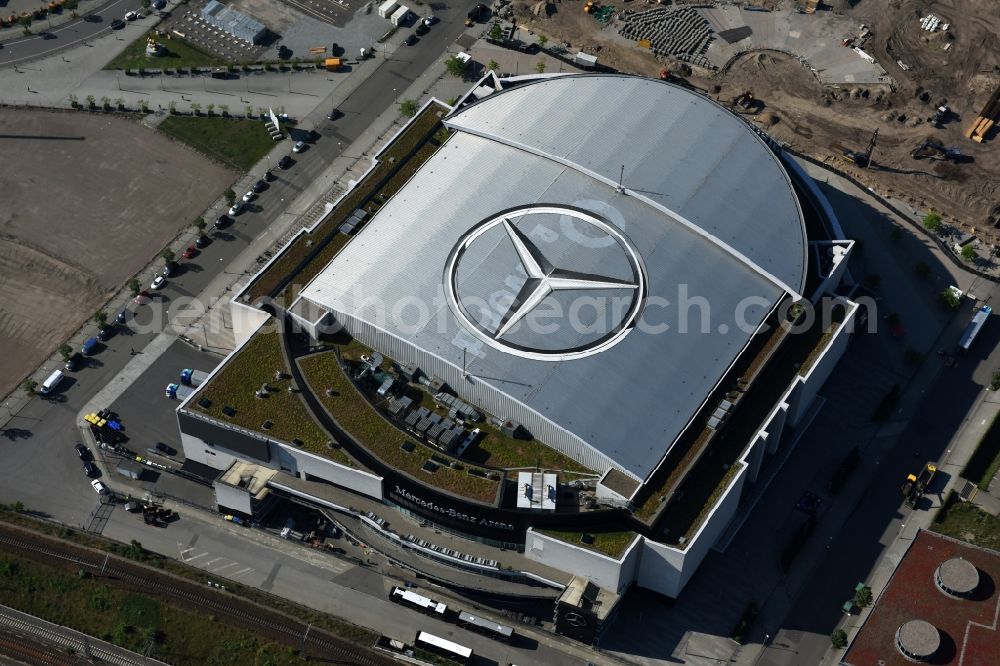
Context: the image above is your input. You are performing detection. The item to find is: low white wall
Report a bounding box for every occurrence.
[285,444,384,501]
[525,530,641,595]
[787,299,858,426]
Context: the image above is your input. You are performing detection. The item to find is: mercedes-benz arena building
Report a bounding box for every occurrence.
[193,74,857,604]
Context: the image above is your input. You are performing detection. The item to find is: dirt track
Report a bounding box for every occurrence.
[0,110,235,398]
[521,0,1000,235]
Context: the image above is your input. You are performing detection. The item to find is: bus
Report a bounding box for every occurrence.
[390,586,447,617]
[457,610,514,642]
[414,631,472,663]
[959,305,992,352]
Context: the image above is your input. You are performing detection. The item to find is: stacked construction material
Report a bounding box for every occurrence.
[619,7,715,68]
[965,84,1000,143]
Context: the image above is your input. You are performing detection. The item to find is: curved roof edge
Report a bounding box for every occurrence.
[445,73,809,299]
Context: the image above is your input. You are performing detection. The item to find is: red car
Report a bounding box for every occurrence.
[182,245,197,259]
[134,290,152,305]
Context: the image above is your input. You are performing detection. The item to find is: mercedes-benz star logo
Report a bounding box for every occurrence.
[444,205,647,361]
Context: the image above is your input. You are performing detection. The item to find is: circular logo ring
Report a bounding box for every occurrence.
[444,205,647,361]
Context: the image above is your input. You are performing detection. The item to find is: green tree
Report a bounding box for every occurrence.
[922,211,942,232]
[58,344,73,361]
[537,34,548,48]
[93,310,108,327]
[86,94,96,108]
[961,244,977,262]
[19,14,32,33]
[940,288,960,309]
[488,22,503,41]
[160,248,175,263]
[64,0,78,9]
[127,277,141,296]
[193,218,206,235]
[100,96,110,110]
[535,60,546,74]
[399,99,418,117]
[190,102,202,115]
[168,100,177,114]
[21,379,38,396]
[444,55,468,78]
[831,629,848,649]
[141,0,151,8]
[68,94,79,107]
[991,370,1000,391]
[206,103,215,116]
[223,188,236,206]
[488,59,500,71]
[218,104,229,117]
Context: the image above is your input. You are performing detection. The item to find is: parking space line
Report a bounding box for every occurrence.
[231,567,255,578]
[185,552,208,562]
[203,557,223,567]
[211,561,238,572]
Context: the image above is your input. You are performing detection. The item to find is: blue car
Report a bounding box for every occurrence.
[82,337,99,355]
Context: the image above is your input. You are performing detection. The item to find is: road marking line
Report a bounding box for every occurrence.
[211,561,238,572]
[185,552,208,562]
[203,557,223,566]
[231,567,255,578]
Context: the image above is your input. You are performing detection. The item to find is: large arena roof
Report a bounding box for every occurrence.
[300,75,808,479]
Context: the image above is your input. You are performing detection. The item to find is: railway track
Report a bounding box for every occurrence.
[0,630,78,666]
[0,529,389,666]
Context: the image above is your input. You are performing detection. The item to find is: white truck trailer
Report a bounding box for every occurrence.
[378,0,398,18]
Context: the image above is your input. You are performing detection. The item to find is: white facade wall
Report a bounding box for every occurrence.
[287,446,384,500]
[765,402,790,455]
[638,461,748,597]
[787,300,857,426]
[181,430,243,470]
[231,300,272,348]
[335,313,624,477]
[214,482,253,514]
[525,530,641,595]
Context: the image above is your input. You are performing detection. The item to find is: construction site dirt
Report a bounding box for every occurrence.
[514,0,1000,238]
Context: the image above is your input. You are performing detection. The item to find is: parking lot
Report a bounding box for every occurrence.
[162,0,268,62]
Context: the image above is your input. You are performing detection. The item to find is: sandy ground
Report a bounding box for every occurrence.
[517,0,1000,235]
[0,109,236,397]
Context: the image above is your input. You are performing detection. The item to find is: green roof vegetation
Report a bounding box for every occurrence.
[158,116,276,172]
[105,32,229,70]
[536,529,638,559]
[408,390,592,474]
[298,351,501,503]
[246,103,448,302]
[191,327,355,468]
[932,492,1000,552]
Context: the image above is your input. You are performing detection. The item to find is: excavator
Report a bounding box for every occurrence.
[911,138,963,162]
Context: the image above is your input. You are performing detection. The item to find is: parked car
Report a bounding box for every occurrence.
[97,324,116,342]
[251,179,267,194]
[82,337,99,355]
[415,23,429,36]
[116,309,128,324]
[151,0,165,8]
[162,260,179,277]
[264,169,276,181]
[65,352,84,372]
[150,276,166,290]
[242,190,256,202]
[423,15,437,25]
[404,34,417,46]
[195,235,211,248]
[75,444,90,460]
[228,201,245,216]
[83,462,99,477]
[214,214,231,229]
[134,290,152,304]
[91,479,108,495]
[124,10,140,21]
[158,10,171,19]
[292,141,306,153]
[182,245,197,259]
[327,109,341,121]
[110,18,126,29]
[277,156,292,169]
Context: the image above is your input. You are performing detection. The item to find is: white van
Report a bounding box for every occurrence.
[40,369,64,395]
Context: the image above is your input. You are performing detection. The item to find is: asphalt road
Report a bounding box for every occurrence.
[0,0,145,68]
